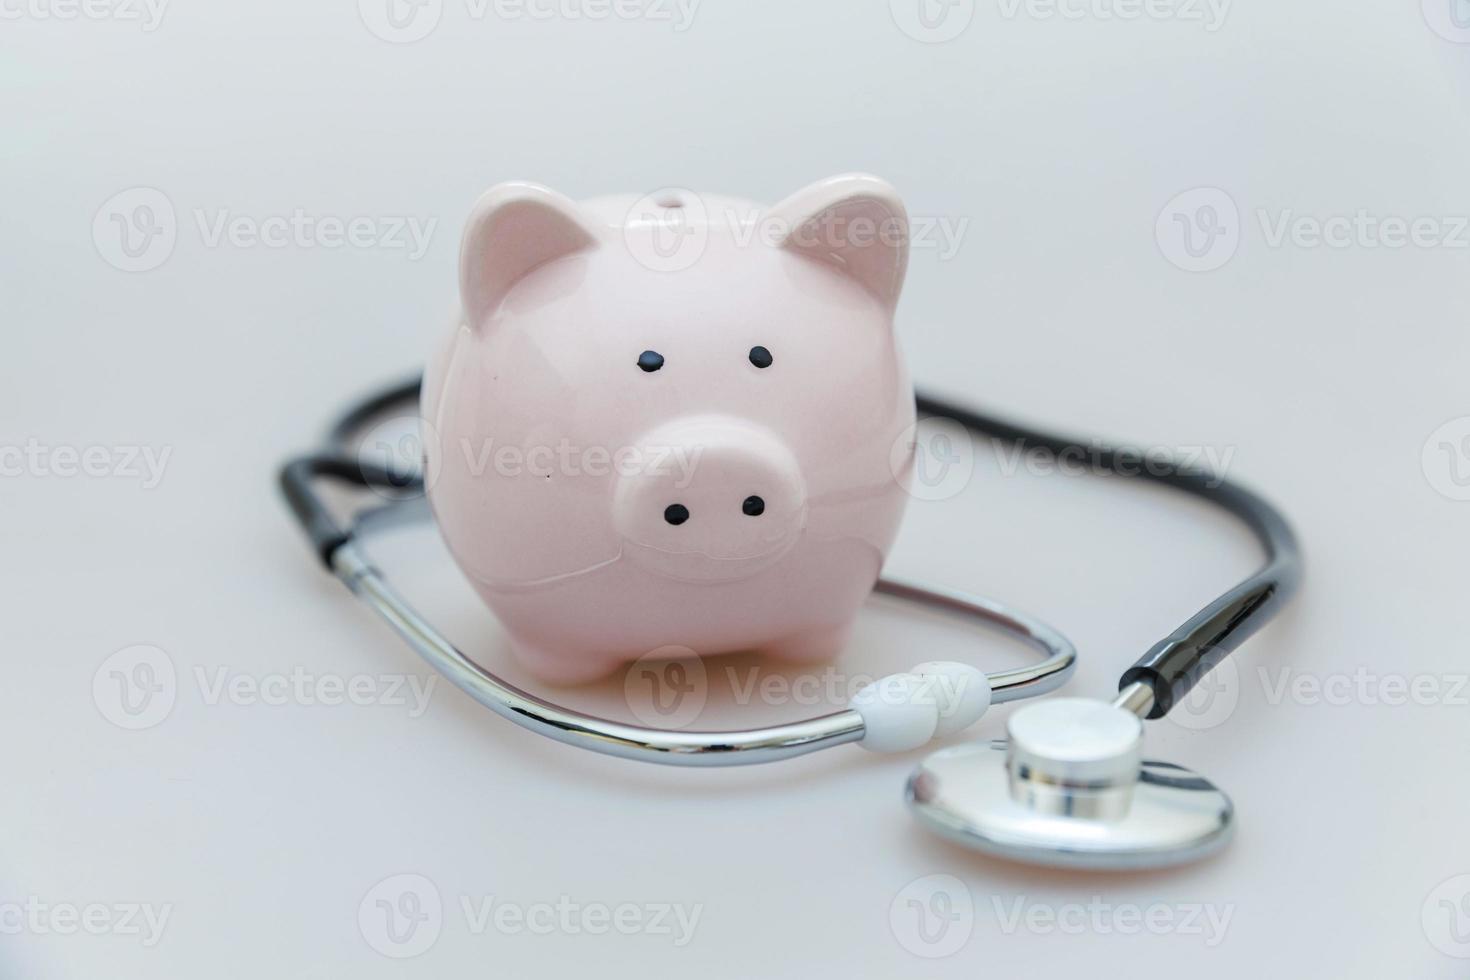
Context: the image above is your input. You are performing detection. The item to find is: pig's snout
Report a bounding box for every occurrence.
[613,416,807,583]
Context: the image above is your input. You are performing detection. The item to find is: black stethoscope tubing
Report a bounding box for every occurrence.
[281,377,1302,723]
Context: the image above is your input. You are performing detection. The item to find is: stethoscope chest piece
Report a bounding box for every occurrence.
[906,697,1234,870]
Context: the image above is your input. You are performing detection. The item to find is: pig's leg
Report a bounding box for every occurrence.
[761,624,852,664]
[507,635,624,685]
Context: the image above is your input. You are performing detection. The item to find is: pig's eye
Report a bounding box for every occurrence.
[637,350,665,373]
[748,346,773,369]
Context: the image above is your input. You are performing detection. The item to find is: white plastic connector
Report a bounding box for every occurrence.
[848,673,939,752]
[913,661,993,737]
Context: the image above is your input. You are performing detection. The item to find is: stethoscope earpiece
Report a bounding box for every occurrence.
[906,685,1234,870]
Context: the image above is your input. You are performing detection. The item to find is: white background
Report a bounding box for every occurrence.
[4,0,1469,975]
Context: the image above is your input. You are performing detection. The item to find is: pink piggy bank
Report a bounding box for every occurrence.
[422,174,916,683]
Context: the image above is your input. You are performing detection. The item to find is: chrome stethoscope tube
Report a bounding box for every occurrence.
[330,536,1076,767]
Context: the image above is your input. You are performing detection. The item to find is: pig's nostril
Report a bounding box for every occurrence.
[742,495,765,517]
[663,503,690,526]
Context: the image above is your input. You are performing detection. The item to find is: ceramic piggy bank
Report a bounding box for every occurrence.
[422,174,916,683]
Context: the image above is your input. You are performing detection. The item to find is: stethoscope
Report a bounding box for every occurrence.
[281,378,1301,871]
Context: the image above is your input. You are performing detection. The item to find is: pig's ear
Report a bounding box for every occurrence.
[459,182,599,326]
[765,173,909,311]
